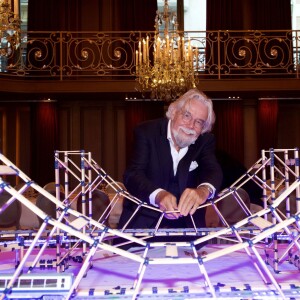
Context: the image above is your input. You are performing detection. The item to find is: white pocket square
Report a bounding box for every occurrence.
[189,161,198,172]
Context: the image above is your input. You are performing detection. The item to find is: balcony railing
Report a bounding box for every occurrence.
[0,30,299,80]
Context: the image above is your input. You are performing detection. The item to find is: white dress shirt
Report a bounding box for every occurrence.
[149,120,215,206]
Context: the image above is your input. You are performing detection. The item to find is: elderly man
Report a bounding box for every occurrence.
[118,89,223,245]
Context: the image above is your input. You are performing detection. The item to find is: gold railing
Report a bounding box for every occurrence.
[0,30,299,80]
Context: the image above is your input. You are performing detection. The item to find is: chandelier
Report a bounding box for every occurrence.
[0,0,21,57]
[135,0,198,102]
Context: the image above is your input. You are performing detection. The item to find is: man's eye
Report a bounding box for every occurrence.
[184,112,190,118]
[195,120,204,127]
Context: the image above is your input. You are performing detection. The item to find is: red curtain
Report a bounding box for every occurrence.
[125,102,164,164]
[31,102,58,186]
[213,101,244,164]
[257,100,278,153]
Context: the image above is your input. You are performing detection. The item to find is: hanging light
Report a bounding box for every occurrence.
[135,0,198,102]
[0,0,21,57]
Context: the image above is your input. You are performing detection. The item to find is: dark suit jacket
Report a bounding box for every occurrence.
[118,117,223,230]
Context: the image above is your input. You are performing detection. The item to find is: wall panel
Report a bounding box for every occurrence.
[80,105,104,166]
[58,106,72,151]
[16,105,31,182]
[0,104,31,186]
[243,99,259,168]
[277,101,300,149]
[57,100,126,184]
[113,104,126,181]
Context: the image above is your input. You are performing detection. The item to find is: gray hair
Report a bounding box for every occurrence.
[165,89,215,133]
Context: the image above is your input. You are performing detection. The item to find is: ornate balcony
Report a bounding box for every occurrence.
[0,30,299,95]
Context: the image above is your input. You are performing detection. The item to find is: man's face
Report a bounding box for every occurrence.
[170,98,208,149]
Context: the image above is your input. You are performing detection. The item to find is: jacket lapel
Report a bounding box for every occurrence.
[156,119,174,188]
[177,142,198,192]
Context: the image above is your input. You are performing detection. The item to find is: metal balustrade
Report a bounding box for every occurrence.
[0,30,299,80]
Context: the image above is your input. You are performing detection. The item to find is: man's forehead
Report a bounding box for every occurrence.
[182,99,208,118]
[183,98,205,110]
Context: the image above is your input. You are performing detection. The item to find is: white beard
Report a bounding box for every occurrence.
[172,126,198,148]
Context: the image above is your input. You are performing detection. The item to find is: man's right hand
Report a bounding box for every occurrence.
[155,190,180,219]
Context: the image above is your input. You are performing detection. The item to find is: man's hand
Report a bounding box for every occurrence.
[155,190,180,219]
[178,187,210,216]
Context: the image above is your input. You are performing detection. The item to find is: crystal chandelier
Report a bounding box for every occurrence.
[135,0,198,102]
[0,0,21,57]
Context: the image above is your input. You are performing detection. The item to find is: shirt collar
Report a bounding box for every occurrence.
[167,120,172,142]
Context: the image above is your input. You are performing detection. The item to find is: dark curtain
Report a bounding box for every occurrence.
[252,0,291,30]
[31,102,58,187]
[125,102,164,165]
[98,0,157,31]
[205,0,245,79]
[206,0,291,30]
[28,0,157,31]
[212,100,246,196]
[28,0,82,31]
[213,101,244,164]
[206,0,244,30]
[252,0,292,75]
[257,100,278,153]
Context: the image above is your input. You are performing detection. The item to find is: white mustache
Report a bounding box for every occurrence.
[178,126,197,135]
